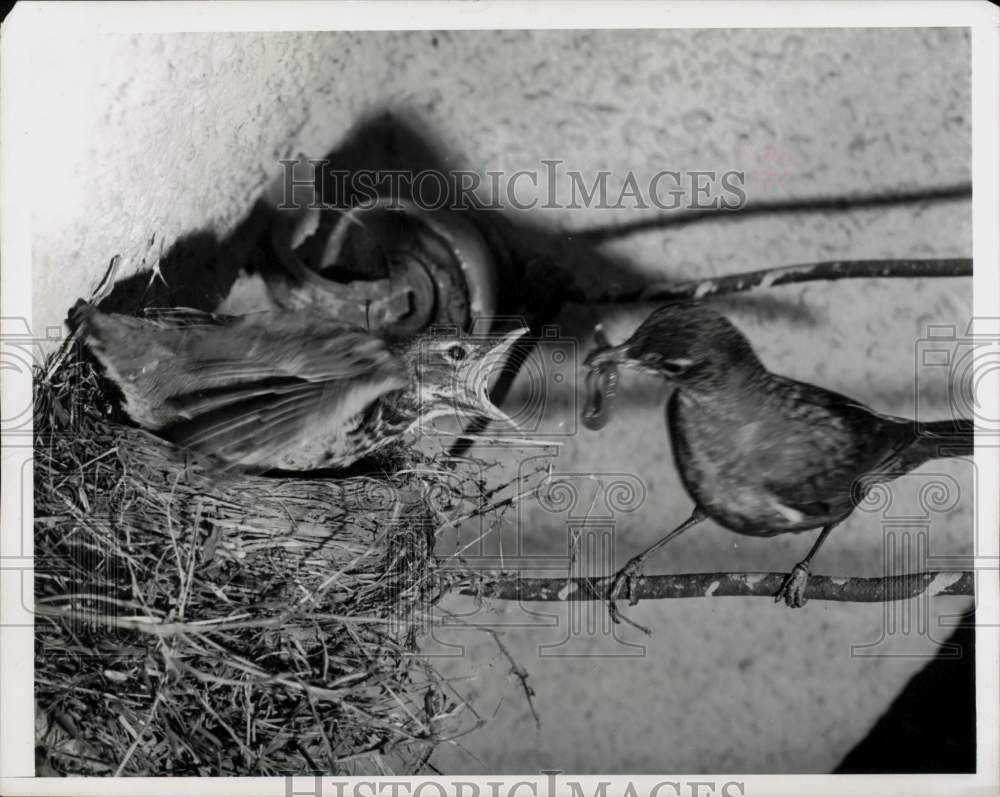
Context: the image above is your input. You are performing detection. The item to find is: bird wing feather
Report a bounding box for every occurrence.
[76,302,396,395]
[758,376,913,516]
[73,302,409,465]
[138,306,235,327]
[162,318,407,467]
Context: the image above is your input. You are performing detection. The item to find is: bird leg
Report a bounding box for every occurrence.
[775,523,837,608]
[607,508,706,626]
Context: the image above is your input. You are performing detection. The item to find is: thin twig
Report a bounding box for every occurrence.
[435,607,541,729]
[43,255,120,383]
[457,570,974,603]
[573,258,972,304]
[638,258,972,303]
[113,688,163,776]
[33,606,392,634]
[479,625,541,730]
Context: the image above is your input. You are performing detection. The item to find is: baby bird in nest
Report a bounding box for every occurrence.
[69,300,524,472]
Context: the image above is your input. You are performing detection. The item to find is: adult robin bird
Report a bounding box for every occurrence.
[69,300,525,472]
[584,303,973,618]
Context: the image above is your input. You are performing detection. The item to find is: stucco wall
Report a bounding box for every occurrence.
[22,26,972,774]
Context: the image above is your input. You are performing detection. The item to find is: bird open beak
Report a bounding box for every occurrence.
[462,326,529,426]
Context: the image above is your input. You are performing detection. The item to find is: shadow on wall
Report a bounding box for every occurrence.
[835,607,975,773]
[93,107,816,341]
[92,109,597,326]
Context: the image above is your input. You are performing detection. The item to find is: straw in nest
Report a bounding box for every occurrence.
[32,342,519,776]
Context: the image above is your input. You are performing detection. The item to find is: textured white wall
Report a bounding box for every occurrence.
[24,27,973,774]
[29,28,970,331]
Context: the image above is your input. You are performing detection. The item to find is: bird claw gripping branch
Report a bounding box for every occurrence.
[775,563,811,608]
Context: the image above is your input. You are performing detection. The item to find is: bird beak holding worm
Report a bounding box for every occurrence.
[582,326,622,430]
[582,324,695,429]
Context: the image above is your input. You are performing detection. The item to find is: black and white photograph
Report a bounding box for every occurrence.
[1,2,998,796]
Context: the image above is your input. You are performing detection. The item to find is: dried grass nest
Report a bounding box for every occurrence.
[33,344,521,776]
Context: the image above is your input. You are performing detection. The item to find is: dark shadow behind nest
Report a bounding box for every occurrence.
[32,345,506,776]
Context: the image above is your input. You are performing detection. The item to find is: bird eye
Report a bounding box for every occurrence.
[642,353,692,375]
[661,357,693,375]
[447,344,467,362]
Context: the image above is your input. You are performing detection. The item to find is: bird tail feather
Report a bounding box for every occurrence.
[906,418,974,465]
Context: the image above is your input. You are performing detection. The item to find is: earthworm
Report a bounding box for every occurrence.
[581,326,618,431]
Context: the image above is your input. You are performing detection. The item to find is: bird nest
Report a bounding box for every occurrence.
[33,343,520,776]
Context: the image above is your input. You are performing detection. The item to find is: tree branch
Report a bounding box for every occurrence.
[455,570,973,603]
[641,258,972,302]
[571,258,972,304]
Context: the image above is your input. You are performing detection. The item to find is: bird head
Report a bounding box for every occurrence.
[408,327,528,426]
[584,304,763,388]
